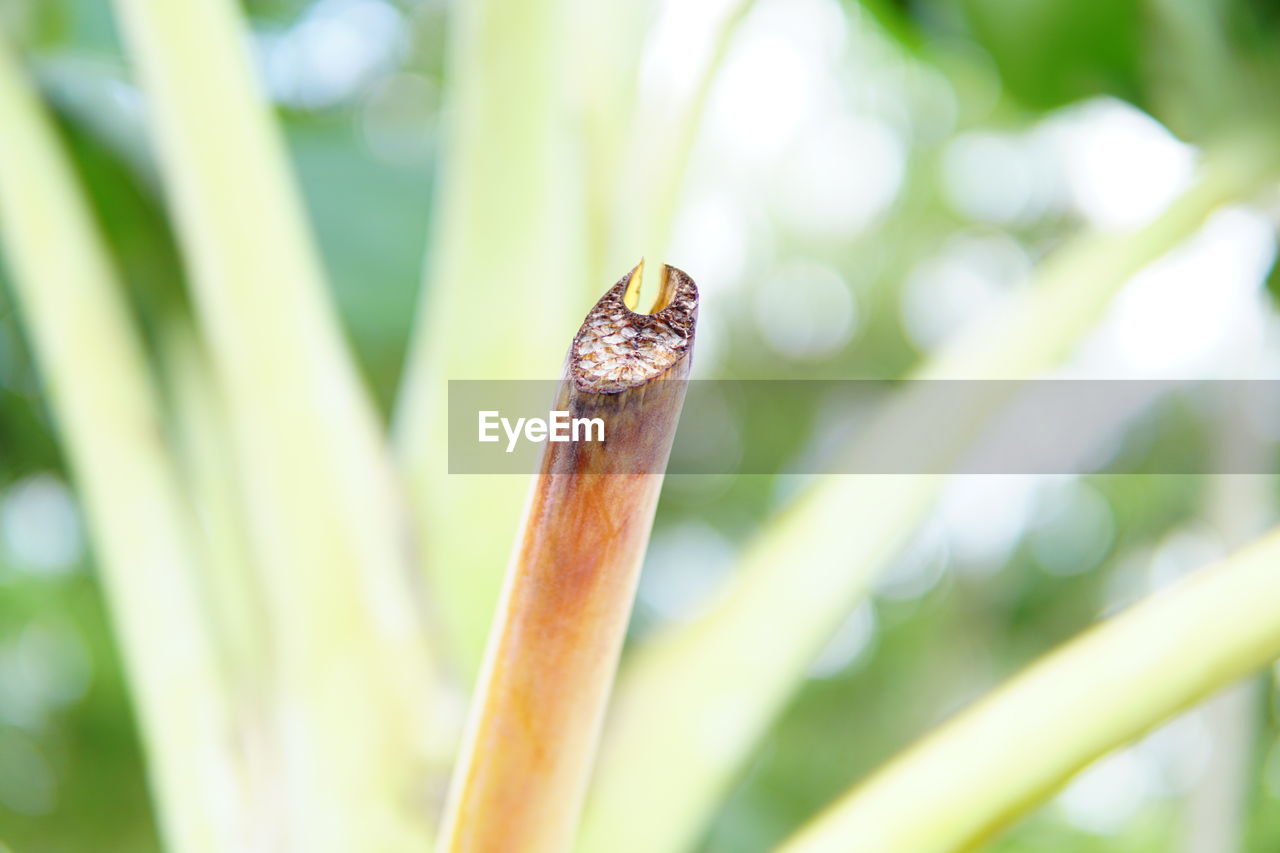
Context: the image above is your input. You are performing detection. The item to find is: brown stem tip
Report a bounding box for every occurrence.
[572,263,698,393]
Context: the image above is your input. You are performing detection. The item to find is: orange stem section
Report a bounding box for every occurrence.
[437,266,697,853]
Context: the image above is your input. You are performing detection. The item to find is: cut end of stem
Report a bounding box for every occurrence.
[572,263,698,394]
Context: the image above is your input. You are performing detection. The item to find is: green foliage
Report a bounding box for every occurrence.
[961,0,1144,111]
[0,571,162,853]
[4,0,1280,851]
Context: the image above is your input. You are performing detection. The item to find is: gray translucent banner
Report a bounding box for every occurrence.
[447,380,1280,475]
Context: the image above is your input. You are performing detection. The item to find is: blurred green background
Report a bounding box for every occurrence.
[3,0,1280,851]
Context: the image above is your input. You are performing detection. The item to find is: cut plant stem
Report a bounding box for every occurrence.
[437,263,697,853]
